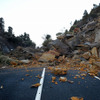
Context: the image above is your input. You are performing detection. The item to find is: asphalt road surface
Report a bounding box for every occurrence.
[0,67,100,100]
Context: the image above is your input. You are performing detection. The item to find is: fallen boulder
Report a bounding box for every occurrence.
[38,50,59,62]
[82,52,91,60]
[50,39,71,55]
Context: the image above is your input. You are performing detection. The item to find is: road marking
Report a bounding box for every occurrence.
[94,76,100,80]
[35,68,46,100]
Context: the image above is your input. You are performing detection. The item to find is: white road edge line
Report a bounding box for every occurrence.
[35,68,46,100]
[94,76,100,80]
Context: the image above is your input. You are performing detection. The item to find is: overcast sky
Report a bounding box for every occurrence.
[0,0,100,47]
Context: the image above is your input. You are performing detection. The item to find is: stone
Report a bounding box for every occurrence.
[0,55,17,65]
[25,74,30,76]
[48,67,54,70]
[50,39,71,55]
[48,50,60,56]
[39,50,59,62]
[93,62,100,67]
[89,42,100,48]
[58,55,65,62]
[0,85,3,89]
[21,78,24,81]
[20,60,30,64]
[38,52,55,62]
[57,35,64,40]
[73,50,81,55]
[59,77,67,82]
[80,73,87,76]
[55,81,58,85]
[91,47,98,58]
[67,80,74,84]
[65,34,74,39]
[66,35,81,49]
[52,76,56,82]
[72,55,80,59]
[94,29,100,43]
[99,47,100,58]
[76,44,90,51]
[82,52,91,59]
[51,68,67,75]
[31,83,41,88]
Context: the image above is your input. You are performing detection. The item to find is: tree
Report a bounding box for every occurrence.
[46,34,51,40]
[73,20,78,25]
[0,17,4,33]
[64,29,69,35]
[23,32,29,41]
[83,10,88,17]
[93,4,98,9]
[83,10,89,20]
[42,34,52,47]
[8,26,13,34]
[69,25,76,32]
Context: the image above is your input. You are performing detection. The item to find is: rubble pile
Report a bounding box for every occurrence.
[0,4,100,79]
[0,17,99,77]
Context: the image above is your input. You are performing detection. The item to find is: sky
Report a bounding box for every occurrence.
[0,0,100,47]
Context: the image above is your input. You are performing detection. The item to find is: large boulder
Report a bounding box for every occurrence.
[65,35,82,50]
[38,50,59,62]
[50,39,71,55]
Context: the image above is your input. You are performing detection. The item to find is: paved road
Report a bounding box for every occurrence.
[0,67,43,100]
[0,67,100,100]
[41,70,100,100]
